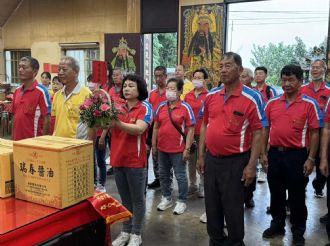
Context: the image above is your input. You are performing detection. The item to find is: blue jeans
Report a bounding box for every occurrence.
[158,151,188,201]
[94,136,109,186]
[114,167,147,235]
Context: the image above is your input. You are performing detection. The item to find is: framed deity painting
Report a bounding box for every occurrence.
[180,3,226,87]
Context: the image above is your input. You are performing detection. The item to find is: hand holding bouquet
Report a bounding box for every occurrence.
[80,92,118,128]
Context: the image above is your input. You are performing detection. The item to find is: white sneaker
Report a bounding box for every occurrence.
[127,234,142,246]
[112,232,130,246]
[157,196,173,211]
[198,186,205,198]
[257,170,267,183]
[200,212,207,223]
[173,201,187,215]
[95,184,106,193]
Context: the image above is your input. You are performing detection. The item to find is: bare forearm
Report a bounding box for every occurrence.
[248,129,262,167]
[116,121,147,136]
[320,128,330,160]
[185,127,195,150]
[260,127,270,155]
[309,129,319,159]
[42,115,51,135]
[199,122,207,158]
[152,127,159,149]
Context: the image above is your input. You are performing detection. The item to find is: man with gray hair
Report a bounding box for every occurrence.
[52,56,91,138]
[240,68,254,88]
[301,59,330,199]
[12,56,51,140]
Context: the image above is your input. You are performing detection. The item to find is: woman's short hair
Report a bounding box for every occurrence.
[122,74,148,101]
[166,77,184,91]
[41,71,51,80]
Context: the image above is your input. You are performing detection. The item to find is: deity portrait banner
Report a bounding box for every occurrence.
[105,33,143,76]
[180,3,225,86]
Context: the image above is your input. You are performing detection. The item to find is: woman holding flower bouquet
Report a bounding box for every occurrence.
[110,74,152,246]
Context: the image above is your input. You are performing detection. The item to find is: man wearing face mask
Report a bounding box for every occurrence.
[147,66,168,189]
[184,68,209,223]
[184,71,208,192]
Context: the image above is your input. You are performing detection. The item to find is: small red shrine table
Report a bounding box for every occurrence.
[0,193,131,246]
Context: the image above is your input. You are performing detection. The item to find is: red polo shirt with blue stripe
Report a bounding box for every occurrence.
[110,101,153,168]
[12,81,51,141]
[265,93,322,148]
[201,83,267,156]
[155,101,195,153]
[300,81,330,111]
[184,88,208,135]
[149,87,167,112]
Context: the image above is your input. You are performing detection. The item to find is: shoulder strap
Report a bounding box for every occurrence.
[266,85,271,100]
[167,103,187,143]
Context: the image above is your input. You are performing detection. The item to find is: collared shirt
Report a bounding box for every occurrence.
[184,88,208,135]
[12,81,51,141]
[108,87,125,110]
[148,87,167,112]
[253,83,277,103]
[155,101,195,153]
[265,93,322,148]
[180,79,194,100]
[110,101,152,168]
[300,81,330,111]
[52,83,91,138]
[201,83,267,156]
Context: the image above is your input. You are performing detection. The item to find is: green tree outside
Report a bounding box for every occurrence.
[153,33,177,69]
[250,36,327,85]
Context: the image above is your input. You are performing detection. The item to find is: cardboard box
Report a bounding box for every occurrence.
[13,136,94,209]
[0,144,14,198]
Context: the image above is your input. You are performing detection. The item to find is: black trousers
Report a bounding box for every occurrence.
[267,147,308,234]
[312,148,327,192]
[205,151,249,246]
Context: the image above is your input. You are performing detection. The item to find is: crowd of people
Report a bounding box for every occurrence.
[8,53,330,246]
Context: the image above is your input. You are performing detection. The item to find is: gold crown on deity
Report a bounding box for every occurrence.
[197,5,212,24]
[118,37,128,49]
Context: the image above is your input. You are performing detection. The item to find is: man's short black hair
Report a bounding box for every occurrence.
[154,66,167,75]
[166,77,184,92]
[41,71,51,80]
[20,56,40,71]
[280,64,303,81]
[222,52,242,67]
[193,68,209,80]
[255,66,268,74]
[122,74,148,101]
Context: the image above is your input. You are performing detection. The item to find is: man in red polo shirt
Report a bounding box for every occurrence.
[147,66,168,189]
[198,52,267,246]
[261,64,321,246]
[254,66,278,183]
[12,56,51,141]
[301,59,330,199]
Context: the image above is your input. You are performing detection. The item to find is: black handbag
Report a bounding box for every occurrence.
[167,103,197,154]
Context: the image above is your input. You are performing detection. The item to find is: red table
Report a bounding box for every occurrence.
[0,193,131,245]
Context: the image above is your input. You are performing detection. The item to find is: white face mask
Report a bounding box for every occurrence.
[166,90,178,101]
[88,82,98,90]
[192,79,204,89]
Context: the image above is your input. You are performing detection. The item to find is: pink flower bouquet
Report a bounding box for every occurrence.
[80,93,118,128]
